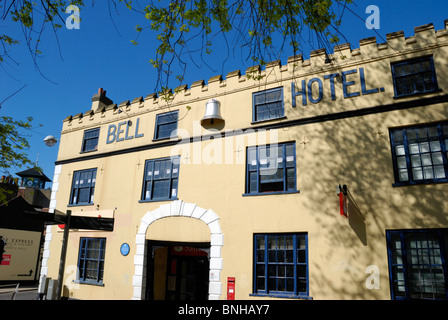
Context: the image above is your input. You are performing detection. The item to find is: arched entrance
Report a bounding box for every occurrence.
[132,200,223,300]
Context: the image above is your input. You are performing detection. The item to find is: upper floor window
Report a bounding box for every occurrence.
[253,233,309,298]
[391,56,439,98]
[81,128,100,152]
[141,156,180,202]
[154,110,178,140]
[77,237,106,285]
[253,87,284,122]
[245,142,297,195]
[390,122,448,185]
[70,168,97,205]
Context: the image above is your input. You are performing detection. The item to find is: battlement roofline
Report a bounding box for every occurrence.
[63,19,448,128]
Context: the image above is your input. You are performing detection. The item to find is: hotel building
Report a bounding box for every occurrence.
[41,20,448,300]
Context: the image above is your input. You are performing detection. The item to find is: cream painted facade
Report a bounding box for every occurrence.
[41,21,448,300]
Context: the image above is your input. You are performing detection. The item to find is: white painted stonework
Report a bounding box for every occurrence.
[132,200,224,300]
[38,164,62,292]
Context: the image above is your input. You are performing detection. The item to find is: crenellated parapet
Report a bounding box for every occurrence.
[63,19,448,130]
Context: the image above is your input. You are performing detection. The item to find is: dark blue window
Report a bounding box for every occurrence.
[70,168,97,205]
[245,142,297,195]
[253,233,309,298]
[391,56,438,97]
[390,122,448,185]
[386,229,448,300]
[81,128,100,152]
[253,87,284,122]
[141,157,180,201]
[77,238,106,285]
[154,111,178,140]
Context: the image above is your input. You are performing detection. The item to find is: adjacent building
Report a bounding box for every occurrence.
[41,20,448,300]
[0,169,52,283]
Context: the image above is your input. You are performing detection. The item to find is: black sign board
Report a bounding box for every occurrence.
[69,216,114,231]
[53,212,114,231]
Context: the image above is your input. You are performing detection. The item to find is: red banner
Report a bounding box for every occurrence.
[339,192,348,218]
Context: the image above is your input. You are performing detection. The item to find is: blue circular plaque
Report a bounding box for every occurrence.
[120,243,130,256]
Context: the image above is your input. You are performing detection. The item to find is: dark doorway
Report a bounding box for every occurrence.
[145,241,210,300]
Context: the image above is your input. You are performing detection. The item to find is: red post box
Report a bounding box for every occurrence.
[227,277,235,300]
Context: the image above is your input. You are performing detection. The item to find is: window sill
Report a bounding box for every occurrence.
[249,293,312,300]
[243,190,300,197]
[139,198,178,203]
[73,280,104,286]
[393,88,442,100]
[67,203,94,207]
[80,149,98,155]
[152,137,173,142]
[392,179,448,187]
[251,116,287,125]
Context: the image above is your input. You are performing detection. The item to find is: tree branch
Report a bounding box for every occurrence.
[0,84,27,110]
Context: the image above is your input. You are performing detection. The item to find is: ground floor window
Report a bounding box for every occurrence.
[386,229,448,300]
[77,237,106,285]
[253,233,308,298]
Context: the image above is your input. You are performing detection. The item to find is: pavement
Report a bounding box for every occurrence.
[0,284,39,300]
[0,284,38,293]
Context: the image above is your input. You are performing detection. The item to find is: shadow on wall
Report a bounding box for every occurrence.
[282,39,448,299]
[347,188,367,246]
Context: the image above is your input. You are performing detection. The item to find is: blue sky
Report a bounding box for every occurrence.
[1,0,447,187]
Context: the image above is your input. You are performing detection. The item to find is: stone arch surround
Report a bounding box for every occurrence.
[132,200,223,300]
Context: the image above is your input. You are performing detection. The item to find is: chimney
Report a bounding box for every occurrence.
[91,88,113,111]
